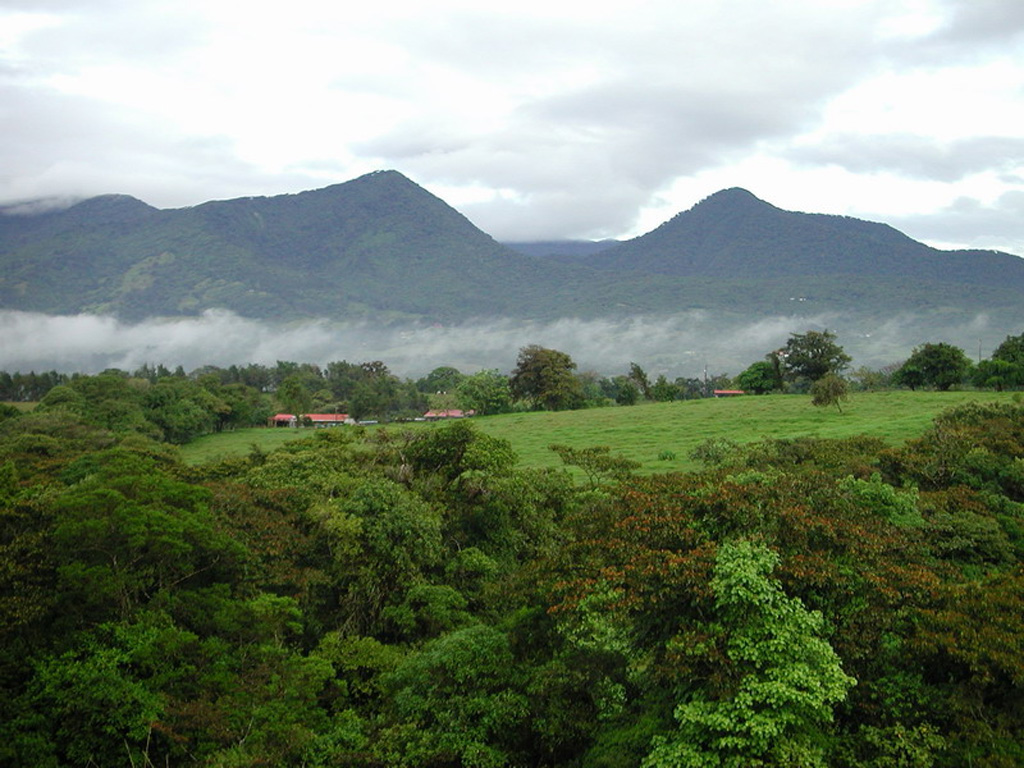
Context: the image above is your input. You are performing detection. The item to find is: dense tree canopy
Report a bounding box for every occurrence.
[415,366,466,394]
[3,352,1024,765]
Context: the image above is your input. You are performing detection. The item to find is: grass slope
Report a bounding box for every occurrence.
[181,427,315,464]
[181,390,1021,473]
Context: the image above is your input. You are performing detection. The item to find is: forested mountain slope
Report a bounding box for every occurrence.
[571,187,1024,288]
[2,172,1023,323]
[0,171,577,322]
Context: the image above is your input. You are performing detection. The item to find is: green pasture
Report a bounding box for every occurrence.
[180,426,315,464]
[181,389,1021,473]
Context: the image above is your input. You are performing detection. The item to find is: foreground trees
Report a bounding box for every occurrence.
[2,381,1024,765]
[645,540,855,768]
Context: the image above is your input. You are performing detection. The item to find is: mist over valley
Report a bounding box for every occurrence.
[0,307,1005,381]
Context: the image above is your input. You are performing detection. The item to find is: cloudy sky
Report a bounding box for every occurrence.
[2,0,1023,252]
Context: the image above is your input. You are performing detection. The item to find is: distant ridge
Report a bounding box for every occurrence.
[1,171,1023,325]
[0,171,571,322]
[570,187,1024,289]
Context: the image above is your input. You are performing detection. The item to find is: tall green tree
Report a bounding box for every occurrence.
[416,366,465,394]
[894,342,972,391]
[650,374,680,402]
[628,363,652,400]
[972,358,1023,391]
[737,360,782,394]
[781,330,851,384]
[509,345,584,411]
[974,332,1024,390]
[644,540,856,768]
[276,373,313,417]
[142,377,224,443]
[455,369,514,415]
[991,331,1024,366]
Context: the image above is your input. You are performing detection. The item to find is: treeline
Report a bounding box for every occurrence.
[0,354,724,444]
[0,361,433,444]
[0,357,720,411]
[2,381,1023,765]
[3,329,1023,446]
[0,370,68,402]
[734,329,1024,395]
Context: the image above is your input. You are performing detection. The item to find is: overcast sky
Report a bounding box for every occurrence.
[2,0,1023,253]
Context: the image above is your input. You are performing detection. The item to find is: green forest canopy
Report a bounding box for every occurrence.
[2,371,1024,766]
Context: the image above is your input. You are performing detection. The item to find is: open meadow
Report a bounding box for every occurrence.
[181,389,1022,473]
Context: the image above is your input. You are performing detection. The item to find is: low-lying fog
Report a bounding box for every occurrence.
[0,308,1007,380]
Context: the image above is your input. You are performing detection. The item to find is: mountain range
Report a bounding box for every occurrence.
[2,170,1023,326]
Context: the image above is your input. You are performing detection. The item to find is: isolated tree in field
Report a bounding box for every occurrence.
[549,444,641,488]
[781,330,851,384]
[509,345,584,411]
[891,362,925,391]
[895,343,972,391]
[810,372,850,412]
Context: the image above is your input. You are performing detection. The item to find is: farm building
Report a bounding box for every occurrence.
[422,409,475,420]
[269,413,353,427]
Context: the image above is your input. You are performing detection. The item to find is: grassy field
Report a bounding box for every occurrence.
[180,427,317,464]
[180,390,1020,473]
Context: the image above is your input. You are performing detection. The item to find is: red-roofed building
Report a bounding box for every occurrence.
[268,413,353,427]
[713,390,745,397]
[306,413,353,426]
[422,409,475,420]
